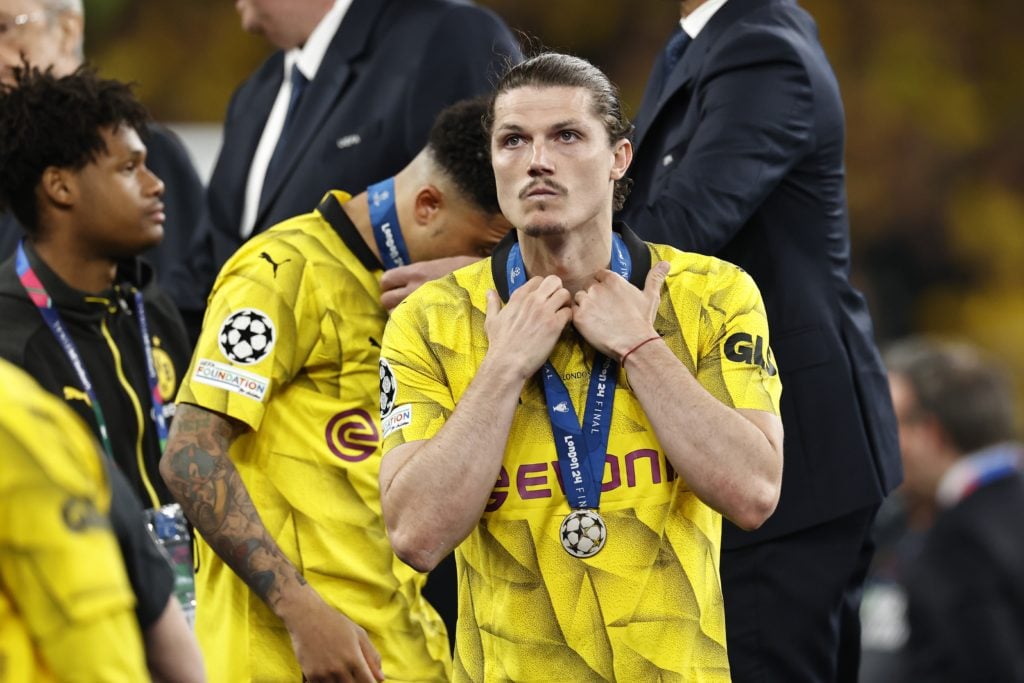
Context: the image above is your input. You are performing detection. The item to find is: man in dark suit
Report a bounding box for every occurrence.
[189,0,522,309]
[620,0,902,680]
[0,0,205,327]
[885,337,1024,682]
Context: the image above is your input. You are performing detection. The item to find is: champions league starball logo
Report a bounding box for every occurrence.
[379,358,397,417]
[218,309,275,365]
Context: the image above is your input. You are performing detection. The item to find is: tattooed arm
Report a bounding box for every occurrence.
[160,404,384,683]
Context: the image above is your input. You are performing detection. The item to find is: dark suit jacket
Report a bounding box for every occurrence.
[189,0,521,307]
[0,123,204,316]
[904,472,1024,682]
[621,0,902,547]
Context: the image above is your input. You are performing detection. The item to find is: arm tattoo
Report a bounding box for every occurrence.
[162,405,306,608]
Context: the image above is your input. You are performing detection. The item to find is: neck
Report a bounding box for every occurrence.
[342,192,380,260]
[31,237,118,294]
[348,172,417,265]
[680,0,707,18]
[518,222,614,295]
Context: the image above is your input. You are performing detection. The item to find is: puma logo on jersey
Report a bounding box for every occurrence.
[259,252,291,277]
[63,386,92,406]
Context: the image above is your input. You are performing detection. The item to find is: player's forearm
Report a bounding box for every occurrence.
[145,597,205,683]
[159,404,308,619]
[382,355,525,572]
[624,340,782,529]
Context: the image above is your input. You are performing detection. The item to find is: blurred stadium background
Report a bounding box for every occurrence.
[85,0,1024,416]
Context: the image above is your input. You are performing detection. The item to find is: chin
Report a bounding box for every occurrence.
[521,221,568,237]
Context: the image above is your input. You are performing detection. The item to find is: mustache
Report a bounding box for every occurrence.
[519,179,568,200]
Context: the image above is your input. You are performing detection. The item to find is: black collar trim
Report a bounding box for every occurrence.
[317,193,383,272]
[489,222,652,303]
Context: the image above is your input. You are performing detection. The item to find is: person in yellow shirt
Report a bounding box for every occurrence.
[378,53,785,681]
[0,358,147,682]
[161,97,511,683]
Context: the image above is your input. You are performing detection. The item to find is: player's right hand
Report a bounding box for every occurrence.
[485,275,571,379]
[283,586,385,682]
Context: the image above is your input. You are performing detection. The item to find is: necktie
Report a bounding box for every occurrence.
[658,30,691,96]
[262,64,309,197]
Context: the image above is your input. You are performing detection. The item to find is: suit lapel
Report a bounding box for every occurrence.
[632,0,776,152]
[255,0,389,227]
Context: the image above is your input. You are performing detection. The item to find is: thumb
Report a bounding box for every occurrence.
[645,260,670,298]
[486,289,501,318]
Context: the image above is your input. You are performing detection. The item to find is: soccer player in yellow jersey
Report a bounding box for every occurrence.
[378,53,786,682]
[160,98,511,683]
[0,358,147,682]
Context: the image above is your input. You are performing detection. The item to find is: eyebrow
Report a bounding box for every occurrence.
[494,119,585,134]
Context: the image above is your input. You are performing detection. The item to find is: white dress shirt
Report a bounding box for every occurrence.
[240,0,353,238]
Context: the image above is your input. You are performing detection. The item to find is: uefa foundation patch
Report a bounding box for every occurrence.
[382,404,412,438]
[191,359,269,401]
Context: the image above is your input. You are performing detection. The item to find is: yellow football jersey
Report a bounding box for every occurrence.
[178,192,450,682]
[381,228,782,682]
[0,360,146,682]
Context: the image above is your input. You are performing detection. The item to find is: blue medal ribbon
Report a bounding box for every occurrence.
[506,234,631,510]
[367,177,411,269]
[17,240,167,507]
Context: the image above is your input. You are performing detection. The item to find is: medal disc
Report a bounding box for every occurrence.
[559,509,607,558]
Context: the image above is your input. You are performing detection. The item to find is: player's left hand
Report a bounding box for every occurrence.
[380,256,480,311]
[573,260,669,361]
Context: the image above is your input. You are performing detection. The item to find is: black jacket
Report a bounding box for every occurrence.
[905,472,1024,682]
[0,242,190,507]
[622,0,901,546]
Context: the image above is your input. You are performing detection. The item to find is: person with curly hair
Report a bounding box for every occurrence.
[0,64,203,682]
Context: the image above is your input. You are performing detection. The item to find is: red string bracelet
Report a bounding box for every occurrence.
[621,335,661,367]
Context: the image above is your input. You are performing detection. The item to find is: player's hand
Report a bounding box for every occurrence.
[573,261,669,361]
[380,256,480,311]
[484,275,572,379]
[282,585,384,682]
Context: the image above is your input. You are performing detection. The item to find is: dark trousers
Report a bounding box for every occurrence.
[722,505,880,683]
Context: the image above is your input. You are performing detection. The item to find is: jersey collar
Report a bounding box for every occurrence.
[490,222,652,303]
[317,190,383,272]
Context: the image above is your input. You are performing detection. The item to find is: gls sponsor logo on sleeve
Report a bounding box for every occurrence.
[724,332,778,375]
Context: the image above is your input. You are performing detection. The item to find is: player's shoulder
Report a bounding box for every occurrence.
[391,258,491,323]
[650,242,753,288]
[0,362,101,491]
[217,211,354,288]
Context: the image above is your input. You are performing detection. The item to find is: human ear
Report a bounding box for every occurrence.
[39,166,75,208]
[610,138,633,180]
[413,185,443,226]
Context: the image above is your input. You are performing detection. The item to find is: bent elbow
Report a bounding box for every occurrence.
[388,524,443,574]
[730,480,781,531]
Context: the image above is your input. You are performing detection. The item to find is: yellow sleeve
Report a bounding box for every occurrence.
[379,287,460,453]
[177,236,318,430]
[695,263,782,414]
[0,363,146,681]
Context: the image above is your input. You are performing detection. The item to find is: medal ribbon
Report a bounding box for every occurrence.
[16,240,169,457]
[367,177,411,269]
[505,234,631,509]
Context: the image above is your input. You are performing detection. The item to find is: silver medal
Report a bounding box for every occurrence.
[559,509,607,558]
